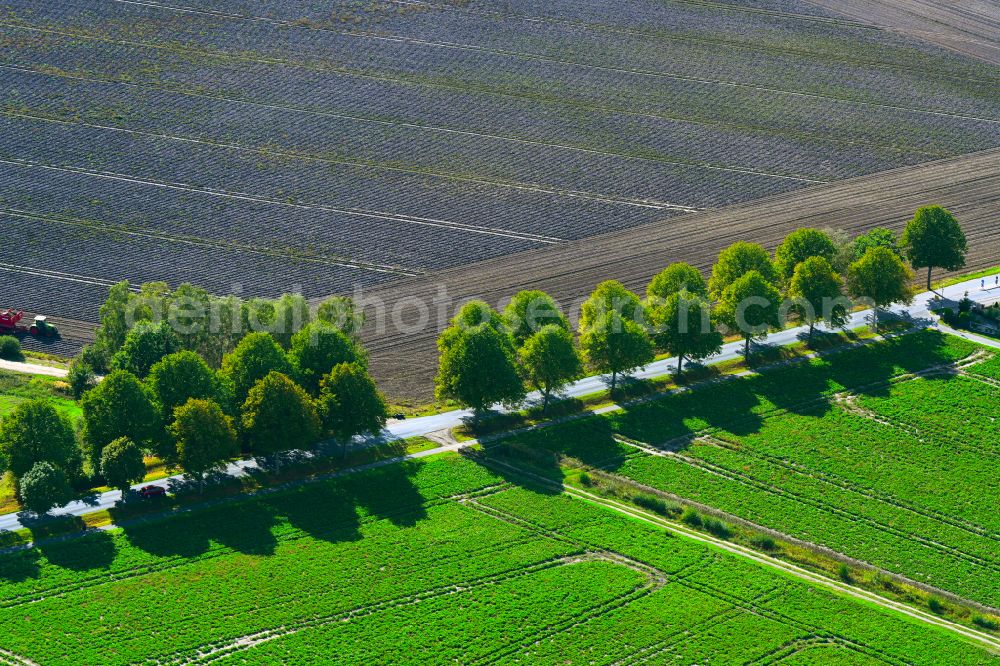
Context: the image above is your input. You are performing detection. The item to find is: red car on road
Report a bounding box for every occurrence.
[139,485,167,499]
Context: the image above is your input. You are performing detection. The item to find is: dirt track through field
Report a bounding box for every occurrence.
[357,147,1000,400]
[805,0,1000,66]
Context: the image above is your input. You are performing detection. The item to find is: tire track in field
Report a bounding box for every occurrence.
[0,108,695,213]
[388,0,997,82]
[155,553,649,666]
[459,477,914,665]
[0,21,958,160]
[0,648,40,666]
[614,434,1000,575]
[0,207,422,277]
[107,0,1000,126]
[0,155,562,245]
[0,63,823,185]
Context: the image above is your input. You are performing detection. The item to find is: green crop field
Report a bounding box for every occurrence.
[503,330,1000,608]
[0,453,993,664]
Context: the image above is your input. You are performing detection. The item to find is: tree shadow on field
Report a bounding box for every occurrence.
[211,501,278,556]
[267,483,362,545]
[611,376,765,445]
[0,543,40,582]
[37,528,116,572]
[345,462,428,529]
[825,329,950,399]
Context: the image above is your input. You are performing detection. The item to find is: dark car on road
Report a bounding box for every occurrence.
[139,485,167,499]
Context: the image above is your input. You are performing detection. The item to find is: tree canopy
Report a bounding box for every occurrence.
[518,325,583,409]
[646,263,708,301]
[787,256,848,341]
[716,271,782,359]
[650,292,722,375]
[316,296,365,339]
[502,290,570,347]
[853,227,901,262]
[435,322,525,412]
[80,370,164,470]
[0,399,79,479]
[240,372,320,460]
[100,437,146,495]
[579,311,654,392]
[318,363,388,454]
[148,350,222,419]
[111,320,180,378]
[219,332,293,407]
[288,322,367,395]
[171,398,238,490]
[19,461,73,515]
[580,281,646,332]
[901,205,967,290]
[708,242,778,299]
[847,247,914,331]
[774,228,837,284]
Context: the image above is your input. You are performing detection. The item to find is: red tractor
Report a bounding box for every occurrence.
[0,309,59,338]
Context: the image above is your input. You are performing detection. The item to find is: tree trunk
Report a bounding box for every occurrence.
[610,371,618,393]
[927,266,933,292]
[541,388,550,413]
[872,308,880,334]
[677,353,685,376]
[744,336,751,361]
[199,472,204,496]
[808,322,815,344]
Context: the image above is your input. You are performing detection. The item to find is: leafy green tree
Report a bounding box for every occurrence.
[709,242,778,299]
[650,292,723,375]
[579,312,654,392]
[80,370,164,470]
[847,247,915,332]
[435,323,525,413]
[647,263,708,301]
[91,280,134,371]
[66,357,96,400]
[316,296,365,339]
[318,363,388,456]
[716,271,783,360]
[853,227,902,261]
[518,325,583,410]
[580,281,647,332]
[147,350,222,419]
[787,256,848,342]
[502,290,570,347]
[452,300,508,334]
[242,293,312,349]
[171,398,238,493]
[100,437,146,496]
[19,461,73,515]
[219,332,292,406]
[288,322,366,395]
[111,320,180,378]
[240,372,320,464]
[901,205,967,291]
[0,399,79,480]
[774,228,837,284]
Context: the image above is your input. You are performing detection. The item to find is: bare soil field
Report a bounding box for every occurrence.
[807,0,1000,65]
[359,148,1000,400]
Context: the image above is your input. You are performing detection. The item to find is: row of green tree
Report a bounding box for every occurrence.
[0,303,387,513]
[434,206,968,413]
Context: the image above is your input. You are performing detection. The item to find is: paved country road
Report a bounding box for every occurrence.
[0,276,997,533]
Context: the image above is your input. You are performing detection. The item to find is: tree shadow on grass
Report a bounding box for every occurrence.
[0,544,40,582]
[266,483,362,546]
[344,461,428,529]
[37,528,116,571]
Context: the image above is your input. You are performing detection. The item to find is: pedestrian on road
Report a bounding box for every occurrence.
[995,275,998,286]
[982,279,985,289]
